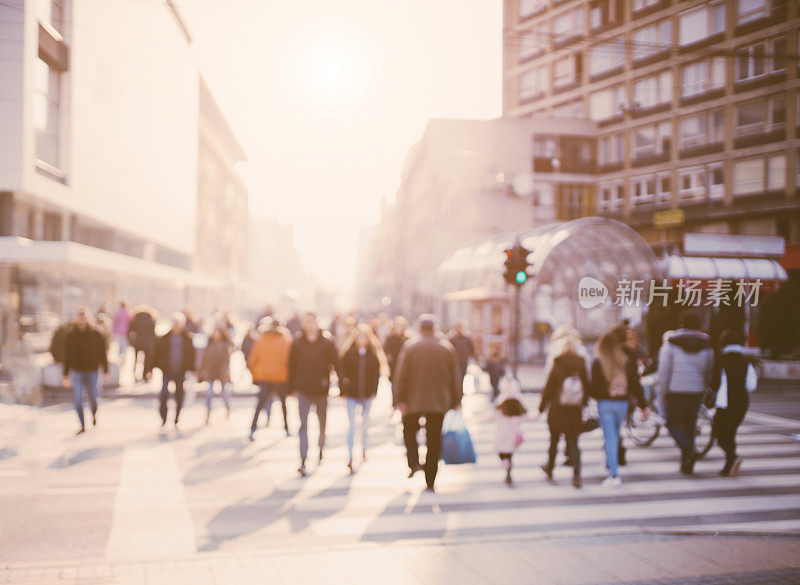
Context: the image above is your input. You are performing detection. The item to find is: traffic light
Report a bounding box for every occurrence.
[503,243,531,287]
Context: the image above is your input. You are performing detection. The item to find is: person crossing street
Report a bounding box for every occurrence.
[154,313,196,428]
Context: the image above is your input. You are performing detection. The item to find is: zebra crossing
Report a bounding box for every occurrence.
[213,390,800,548]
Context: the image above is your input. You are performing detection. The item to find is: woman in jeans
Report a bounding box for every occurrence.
[338,324,388,473]
[590,330,648,487]
[200,326,233,424]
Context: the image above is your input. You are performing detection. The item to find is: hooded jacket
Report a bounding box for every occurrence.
[540,353,589,431]
[287,330,339,395]
[494,375,528,454]
[394,334,461,414]
[657,329,714,397]
[710,345,757,411]
[247,328,291,383]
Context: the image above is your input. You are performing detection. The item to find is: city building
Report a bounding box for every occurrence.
[503,0,800,250]
[359,117,597,316]
[0,0,249,341]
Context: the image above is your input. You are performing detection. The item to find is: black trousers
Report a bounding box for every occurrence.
[713,406,747,465]
[251,382,289,432]
[665,393,703,455]
[159,376,185,424]
[548,428,581,478]
[403,412,444,488]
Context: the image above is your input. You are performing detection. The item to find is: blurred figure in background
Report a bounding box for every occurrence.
[183,307,201,336]
[200,325,233,424]
[384,316,410,383]
[247,317,292,439]
[240,324,258,361]
[128,305,157,382]
[112,301,131,364]
[62,307,108,436]
[286,312,302,337]
[448,321,475,392]
[288,312,340,476]
[494,373,528,486]
[154,313,196,428]
[338,323,387,473]
[483,348,506,402]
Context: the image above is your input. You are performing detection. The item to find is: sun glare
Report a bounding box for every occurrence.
[305,43,362,99]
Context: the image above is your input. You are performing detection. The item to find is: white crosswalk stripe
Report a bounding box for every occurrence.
[221,392,800,547]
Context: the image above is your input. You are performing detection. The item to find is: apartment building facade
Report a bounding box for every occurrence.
[0,0,249,337]
[503,0,800,251]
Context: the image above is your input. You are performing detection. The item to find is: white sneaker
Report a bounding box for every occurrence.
[601,475,622,488]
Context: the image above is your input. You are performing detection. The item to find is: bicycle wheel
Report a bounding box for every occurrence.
[694,405,714,458]
[626,407,661,447]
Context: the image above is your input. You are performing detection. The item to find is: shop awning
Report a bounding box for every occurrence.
[442,287,511,302]
[665,255,788,282]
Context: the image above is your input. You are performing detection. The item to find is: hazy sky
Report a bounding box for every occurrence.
[180,0,502,294]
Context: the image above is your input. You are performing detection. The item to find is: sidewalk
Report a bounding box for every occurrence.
[1,533,798,585]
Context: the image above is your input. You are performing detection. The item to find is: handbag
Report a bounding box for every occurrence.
[441,410,477,464]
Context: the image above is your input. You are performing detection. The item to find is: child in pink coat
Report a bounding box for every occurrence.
[494,374,531,486]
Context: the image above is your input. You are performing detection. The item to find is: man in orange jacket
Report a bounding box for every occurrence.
[247,317,292,439]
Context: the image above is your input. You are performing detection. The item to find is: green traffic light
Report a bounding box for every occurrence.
[515,271,527,284]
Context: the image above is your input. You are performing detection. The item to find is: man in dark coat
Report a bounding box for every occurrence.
[448,321,475,393]
[154,313,196,428]
[62,307,109,435]
[287,312,340,476]
[128,306,157,382]
[394,315,461,491]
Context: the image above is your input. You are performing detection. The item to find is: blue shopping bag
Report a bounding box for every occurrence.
[441,410,477,465]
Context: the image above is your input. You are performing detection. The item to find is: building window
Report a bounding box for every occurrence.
[598,182,624,212]
[37,0,65,34]
[589,40,625,76]
[735,37,786,82]
[679,110,725,150]
[733,153,785,194]
[633,121,671,159]
[520,0,547,19]
[33,57,61,170]
[735,96,785,137]
[633,70,672,110]
[553,53,582,89]
[633,0,660,12]
[681,58,725,98]
[633,19,672,61]
[533,135,558,159]
[551,98,585,119]
[736,0,769,25]
[679,2,725,46]
[590,0,620,30]
[590,85,625,121]
[630,175,656,207]
[519,24,548,61]
[598,133,623,165]
[552,6,585,43]
[519,66,548,103]
[679,166,709,201]
[657,172,672,204]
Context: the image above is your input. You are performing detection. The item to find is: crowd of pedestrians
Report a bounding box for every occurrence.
[57,301,757,492]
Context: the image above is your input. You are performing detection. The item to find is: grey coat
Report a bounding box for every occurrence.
[657,329,714,397]
[394,334,461,414]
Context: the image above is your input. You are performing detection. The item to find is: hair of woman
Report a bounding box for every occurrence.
[340,323,389,375]
[595,331,627,381]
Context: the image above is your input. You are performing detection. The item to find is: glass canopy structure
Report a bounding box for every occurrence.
[437,218,660,341]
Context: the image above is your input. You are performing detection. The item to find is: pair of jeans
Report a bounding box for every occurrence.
[547,428,581,478]
[205,380,230,411]
[113,333,128,363]
[665,393,703,456]
[598,399,629,478]
[71,370,99,428]
[345,398,373,460]
[159,376,185,424]
[251,382,288,432]
[402,412,444,488]
[298,393,328,462]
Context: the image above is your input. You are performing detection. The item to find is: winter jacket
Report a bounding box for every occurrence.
[539,353,588,432]
[394,334,461,414]
[63,325,109,376]
[710,345,757,411]
[494,376,528,453]
[287,330,339,396]
[339,346,381,400]
[247,329,291,383]
[484,359,507,390]
[199,338,232,382]
[657,329,714,397]
[448,332,475,366]
[153,330,196,378]
[384,332,409,380]
[128,311,156,348]
[590,350,646,408]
